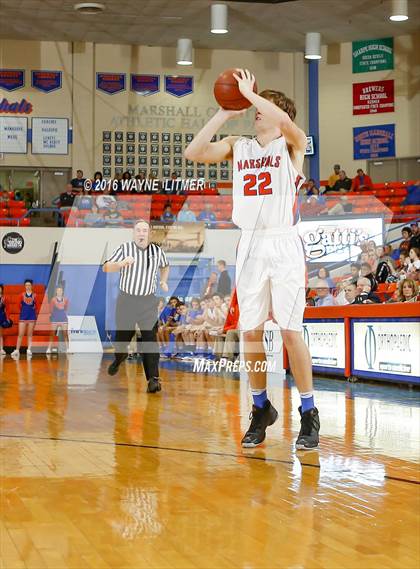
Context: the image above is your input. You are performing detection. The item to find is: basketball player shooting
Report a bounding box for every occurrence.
[185,68,320,450]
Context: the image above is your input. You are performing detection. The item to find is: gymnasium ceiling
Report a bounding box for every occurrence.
[0,0,419,53]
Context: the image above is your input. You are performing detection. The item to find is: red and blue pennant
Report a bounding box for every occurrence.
[31,70,62,93]
[0,69,24,91]
[96,73,126,95]
[131,74,159,96]
[165,75,194,98]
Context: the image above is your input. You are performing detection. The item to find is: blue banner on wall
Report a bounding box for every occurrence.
[353,124,395,160]
[165,75,194,97]
[96,73,126,95]
[0,69,25,91]
[131,74,159,95]
[31,71,62,93]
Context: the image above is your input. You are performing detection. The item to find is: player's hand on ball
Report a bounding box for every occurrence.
[232,69,256,99]
[120,256,135,268]
[160,281,169,292]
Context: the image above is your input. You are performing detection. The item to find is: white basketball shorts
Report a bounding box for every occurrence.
[236,226,306,331]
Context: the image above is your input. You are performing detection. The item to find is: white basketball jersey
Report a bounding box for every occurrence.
[232,136,305,230]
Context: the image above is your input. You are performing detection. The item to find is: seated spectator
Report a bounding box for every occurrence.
[317,267,335,289]
[74,191,94,211]
[360,262,378,291]
[197,203,217,227]
[395,278,419,303]
[83,204,104,227]
[334,278,352,305]
[332,170,352,192]
[96,188,117,210]
[383,244,395,261]
[399,227,412,255]
[161,204,175,223]
[368,250,379,273]
[375,258,395,284]
[326,164,341,192]
[103,202,123,225]
[300,195,328,217]
[402,180,420,206]
[202,272,218,297]
[177,201,196,223]
[351,169,373,191]
[163,172,180,195]
[407,247,420,276]
[344,281,358,304]
[312,279,335,306]
[70,169,86,190]
[354,277,381,304]
[305,178,319,196]
[92,171,103,191]
[157,296,179,353]
[328,188,353,216]
[59,184,75,209]
[311,187,326,205]
[350,263,361,280]
[110,172,122,193]
[409,222,420,250]
[216,260,231,296]
[195,294,227,356]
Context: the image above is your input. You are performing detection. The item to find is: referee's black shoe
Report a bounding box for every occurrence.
[241,400,278,448]
[147,377,162,393]
[107,356,126,376]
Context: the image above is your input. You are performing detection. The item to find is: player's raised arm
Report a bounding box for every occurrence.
[184,108,242,164]
[233,69,307,151]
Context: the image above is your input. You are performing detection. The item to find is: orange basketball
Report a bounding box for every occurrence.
[214,68,257,111]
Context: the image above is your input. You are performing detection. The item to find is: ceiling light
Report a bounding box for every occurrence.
[305,32,322,60]
[177,38,193,66]
[211,4,228,34]
[74,3,105,14]
[390,0,408,21]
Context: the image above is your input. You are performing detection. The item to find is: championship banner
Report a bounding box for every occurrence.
[31,117,69,155]
[353,80,394,115]
[96,73,126,95]
[353,124,395,159]
[131,74,159,95]
[31,70,62,93]
[165,75,194,97]
[0,69,24,91]
[352,38,394,73]
[0,116,28,154]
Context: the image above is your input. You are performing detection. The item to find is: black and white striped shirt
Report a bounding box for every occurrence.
[106,241,168,296]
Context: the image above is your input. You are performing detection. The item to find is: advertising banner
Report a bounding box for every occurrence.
[352,319,420,383]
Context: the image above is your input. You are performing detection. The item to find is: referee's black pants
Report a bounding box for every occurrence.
[114,292,160,381]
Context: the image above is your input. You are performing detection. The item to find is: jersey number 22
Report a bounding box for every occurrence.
[243,172,272,196]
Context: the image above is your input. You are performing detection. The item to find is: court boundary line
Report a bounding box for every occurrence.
[1,432,419,486]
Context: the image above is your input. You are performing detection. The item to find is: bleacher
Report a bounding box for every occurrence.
[67,193,235,227]
[319,180,419,222]
[1,180,418,227]
[0,191,30,226]
[2,284,50,349]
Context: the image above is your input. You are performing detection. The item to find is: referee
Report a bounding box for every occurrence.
[102,219,169,393]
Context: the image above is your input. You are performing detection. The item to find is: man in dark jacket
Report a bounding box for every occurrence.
[216,260,231,296]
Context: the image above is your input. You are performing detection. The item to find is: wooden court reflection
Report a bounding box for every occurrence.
[0,355,419,569]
